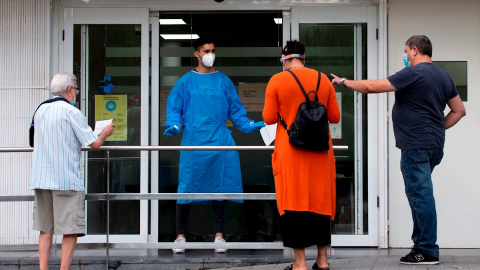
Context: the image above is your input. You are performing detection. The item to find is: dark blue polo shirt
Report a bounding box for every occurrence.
[387,62,458,150]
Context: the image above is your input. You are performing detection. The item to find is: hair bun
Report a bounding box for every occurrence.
[282,40,306,55]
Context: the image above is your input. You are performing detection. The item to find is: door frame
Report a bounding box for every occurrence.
[285,6,388,247]
[62,7,150,243]
[59,4,388,247]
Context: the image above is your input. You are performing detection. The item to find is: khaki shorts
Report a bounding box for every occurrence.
[33,190,86,236]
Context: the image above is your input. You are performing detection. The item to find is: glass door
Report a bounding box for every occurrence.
[288,6,380,246]
[158,11,283,243]
[298,23,367,235]
[63,8,150,243]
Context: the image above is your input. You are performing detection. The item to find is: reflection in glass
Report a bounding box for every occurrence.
[300,23,368,235]
[158,12,282,242]
[74,24,142,234]
[434,61,467,101]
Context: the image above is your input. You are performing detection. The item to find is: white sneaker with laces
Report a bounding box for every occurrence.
[172,237,186,254]
[214,237,228,253]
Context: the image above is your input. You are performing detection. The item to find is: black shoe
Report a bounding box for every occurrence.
[400,246,417,261]
[400,247,439,265]
[312,261,330,269]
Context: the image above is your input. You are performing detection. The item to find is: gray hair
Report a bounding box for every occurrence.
[50,72,77,96]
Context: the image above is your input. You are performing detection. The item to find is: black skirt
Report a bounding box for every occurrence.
[280,210,331,248]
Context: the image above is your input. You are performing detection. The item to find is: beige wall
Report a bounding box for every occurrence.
[387,0,480,248]
[0,0,51,244]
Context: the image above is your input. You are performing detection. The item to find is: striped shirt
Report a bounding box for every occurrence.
[30,98,97,191]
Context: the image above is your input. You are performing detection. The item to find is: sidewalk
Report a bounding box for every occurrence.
[210,248,480,270]
[0,247,479,269]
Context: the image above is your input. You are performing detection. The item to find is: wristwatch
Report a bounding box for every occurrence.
[340,78,347,87]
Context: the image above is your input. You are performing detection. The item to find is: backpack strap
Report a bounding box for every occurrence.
[279,70,322,130]
[30,97,69,128]
[315,71,321,98]
[279,113,289,130]
[286,69,321,102]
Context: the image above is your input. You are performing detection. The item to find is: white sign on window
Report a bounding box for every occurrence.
[330,92,342,139]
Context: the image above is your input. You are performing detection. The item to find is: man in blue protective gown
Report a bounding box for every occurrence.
[163,37,265,254]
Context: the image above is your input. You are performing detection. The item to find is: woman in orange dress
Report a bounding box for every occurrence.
[262,40,340,270]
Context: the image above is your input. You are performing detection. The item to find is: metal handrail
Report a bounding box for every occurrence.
[0,145,348,267]
[0,145,348,202]
[0,193,277,202]
[0,145,348,152]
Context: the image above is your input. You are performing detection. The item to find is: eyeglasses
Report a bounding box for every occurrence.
[71,86,80,94]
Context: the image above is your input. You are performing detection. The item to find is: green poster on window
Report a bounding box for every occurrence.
[95,95,127,141]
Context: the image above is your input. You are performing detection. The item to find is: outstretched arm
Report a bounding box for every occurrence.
[331,73,397,94]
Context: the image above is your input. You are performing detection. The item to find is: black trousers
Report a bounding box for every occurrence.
[176,201,226,235]
[280,211,331,248]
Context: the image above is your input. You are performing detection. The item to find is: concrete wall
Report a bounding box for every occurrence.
[0,0,51,245]
[387,0,480,248]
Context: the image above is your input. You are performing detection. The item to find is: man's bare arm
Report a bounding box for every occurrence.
[331,74,397,94]
[445,95,466,129]
[90,123,115,149]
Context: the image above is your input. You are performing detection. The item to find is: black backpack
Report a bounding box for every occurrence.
[279,70,330,151]
[29,97,69,147]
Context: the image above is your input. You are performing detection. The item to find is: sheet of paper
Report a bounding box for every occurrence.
[93,119,113,136]
[260,123,277,146]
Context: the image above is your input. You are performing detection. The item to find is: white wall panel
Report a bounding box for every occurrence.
[388,0,480,248]
[0,0,51,245]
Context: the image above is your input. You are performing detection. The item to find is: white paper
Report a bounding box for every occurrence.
[260,123,277,146]
[93,119,113,136]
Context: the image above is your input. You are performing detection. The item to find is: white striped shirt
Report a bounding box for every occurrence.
[30,98,97,191]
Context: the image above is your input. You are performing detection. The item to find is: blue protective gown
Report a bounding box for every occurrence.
[165,70,255,204]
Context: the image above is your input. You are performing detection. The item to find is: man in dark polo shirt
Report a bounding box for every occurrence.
[331,35,466,265]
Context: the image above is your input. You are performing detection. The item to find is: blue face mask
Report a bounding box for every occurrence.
[403,53,410,68]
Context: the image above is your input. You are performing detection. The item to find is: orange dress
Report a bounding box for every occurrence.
[262,68,341,219]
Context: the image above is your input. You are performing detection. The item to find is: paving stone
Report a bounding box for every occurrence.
[2,248,480,270]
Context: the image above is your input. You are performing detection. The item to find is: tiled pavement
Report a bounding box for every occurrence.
[0,248,479,269]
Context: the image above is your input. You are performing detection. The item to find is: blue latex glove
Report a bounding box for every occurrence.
[163,125,180,137]
[250,121,266,132]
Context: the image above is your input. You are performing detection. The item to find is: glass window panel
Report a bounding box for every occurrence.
[434,61,467,101]
[158,12,282,242]
[74,24,142,235]
[300,23,368,235]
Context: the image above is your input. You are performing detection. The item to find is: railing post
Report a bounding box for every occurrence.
[106,150,110,270]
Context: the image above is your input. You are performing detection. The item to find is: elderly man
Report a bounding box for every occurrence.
[30,72,114,270]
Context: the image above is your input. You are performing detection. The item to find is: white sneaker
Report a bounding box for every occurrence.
[172,237,186,254]
[214,237,228,253]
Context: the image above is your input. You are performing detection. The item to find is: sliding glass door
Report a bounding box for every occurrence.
[288,6,381,246]
[63,8,150,243]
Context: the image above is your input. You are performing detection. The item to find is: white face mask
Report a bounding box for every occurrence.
[200,53,215,68]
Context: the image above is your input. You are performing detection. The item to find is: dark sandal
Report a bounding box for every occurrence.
[312,261,330,270]
[284,263,294,270]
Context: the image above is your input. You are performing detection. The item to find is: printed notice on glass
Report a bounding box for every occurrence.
[95,95,127,141]
[238,83,267,112]
[329,93,342,139]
